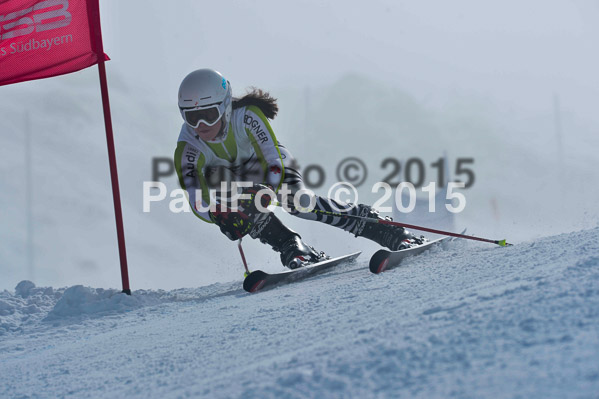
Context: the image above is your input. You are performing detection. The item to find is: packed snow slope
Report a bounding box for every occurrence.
[1,227,598,398]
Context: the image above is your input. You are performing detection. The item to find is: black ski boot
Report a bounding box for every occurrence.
[279,235,328,269]
[250,212,328,269]
[351,205,426,251]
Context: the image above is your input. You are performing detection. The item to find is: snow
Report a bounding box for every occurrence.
[1,227,598,398]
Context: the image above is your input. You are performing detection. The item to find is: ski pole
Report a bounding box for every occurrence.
[237,239,251,277]
[271,201,512,247]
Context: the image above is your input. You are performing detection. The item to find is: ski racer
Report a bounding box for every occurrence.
[174,68,425,269]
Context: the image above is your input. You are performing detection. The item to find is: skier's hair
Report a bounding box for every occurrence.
[233,88,278,119]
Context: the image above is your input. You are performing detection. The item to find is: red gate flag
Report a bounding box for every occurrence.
[0,0,108,86]
[0,0,131,294]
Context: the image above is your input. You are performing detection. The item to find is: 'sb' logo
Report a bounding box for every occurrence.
[0,0,72,40]
[221,78,226,90]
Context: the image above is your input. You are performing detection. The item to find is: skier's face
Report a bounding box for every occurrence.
[194,119,223,141]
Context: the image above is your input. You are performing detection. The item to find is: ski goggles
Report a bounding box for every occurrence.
[181,103,224,128]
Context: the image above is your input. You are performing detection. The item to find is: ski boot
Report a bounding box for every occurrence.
[279,235,328,269]
[351,205,426,251]
[250,212,328,269]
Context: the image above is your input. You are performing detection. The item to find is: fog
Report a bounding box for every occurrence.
[1,0,598,290]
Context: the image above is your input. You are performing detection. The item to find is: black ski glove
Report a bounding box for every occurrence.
[210,184,275,241]
[210,208,252,241]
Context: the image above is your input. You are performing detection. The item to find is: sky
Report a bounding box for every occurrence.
[99,0,599,120]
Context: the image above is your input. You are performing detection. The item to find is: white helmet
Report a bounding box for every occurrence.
[178,69,232,130]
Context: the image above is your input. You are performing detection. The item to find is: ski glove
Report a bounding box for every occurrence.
[210,209,252,241]
[209,184,276,241]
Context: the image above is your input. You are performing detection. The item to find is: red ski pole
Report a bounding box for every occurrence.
[376,219,511,246]
[273,202,512,247]
[237,239,251,277]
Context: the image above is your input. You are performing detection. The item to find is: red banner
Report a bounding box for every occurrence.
[0,0,108,86]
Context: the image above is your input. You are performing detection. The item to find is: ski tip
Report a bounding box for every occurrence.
[242,270,268,293]
[243,276,266,293]
[375,258,390,274]
[249,279,266,292]
[369,251,390,274]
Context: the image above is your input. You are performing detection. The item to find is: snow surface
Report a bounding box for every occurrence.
[1,227,598,398]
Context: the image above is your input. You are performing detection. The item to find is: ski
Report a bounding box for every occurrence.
[243,252,361,293]
[369,237,451,274]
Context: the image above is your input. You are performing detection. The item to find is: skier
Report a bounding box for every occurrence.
[174,68,424,269]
